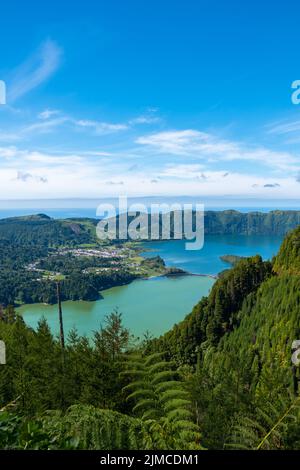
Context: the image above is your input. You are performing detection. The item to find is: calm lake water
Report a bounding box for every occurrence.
[19,234,282,339]
[18,275,215,339]
[141,234,283,275]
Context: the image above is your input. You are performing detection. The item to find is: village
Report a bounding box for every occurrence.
[24,242,164,281]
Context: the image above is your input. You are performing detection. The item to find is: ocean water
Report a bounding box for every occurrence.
[0,199,299,220]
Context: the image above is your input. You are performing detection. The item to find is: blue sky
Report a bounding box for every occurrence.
[0,0,300,200]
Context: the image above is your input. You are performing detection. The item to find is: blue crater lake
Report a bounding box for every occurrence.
[19,234,282,339]
[141,234,282,275]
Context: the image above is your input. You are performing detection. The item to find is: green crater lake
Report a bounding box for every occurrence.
[18,275,214,339]
[19,235,283,338]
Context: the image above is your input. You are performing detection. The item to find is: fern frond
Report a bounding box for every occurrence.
[154,381,183,394]
[160,389,189,403]
[151,370,177,385]
[133,399,158,414]
[167,408,194,422]
[148,361,175,374]
[163,398,190,413]
[122,380,147,393]
[127,389,155,402]
[141,409,162,421]
[256,396,300,450]
[144,352,166,366]
[228,395,300,450]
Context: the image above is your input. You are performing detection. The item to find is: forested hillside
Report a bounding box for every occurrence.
[0,214,98,247]
[0,214,101,304]
[150,255,273,362]
[114,209,300,237]
[0,214,160,305]
[148,226,300,448]
[204,209,300,235]
[273,225,300,274]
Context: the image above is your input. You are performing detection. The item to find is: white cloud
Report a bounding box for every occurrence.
[0,105,163,145]
[136,129,300,171]
[0,122,61,142]
[0,141,297,199]
[267,120,300,135]
[22,117,68,135]
[0,114,127,143]
[137,130,207,155]
[8,40,62,102]
[0,146,19,158]
[75,119,128,134]
[129,115,161,125]
[161,164,206,179]
[16,171,47,183]
[38,109,60,120]
[105,180,124,185]
[24,151,83,166]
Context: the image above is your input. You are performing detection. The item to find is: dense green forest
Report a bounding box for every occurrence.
[0,214,167,305]
[0,214,102,305]
[112,209,300,238]
[203,209,300,235]
[0,224,300,449]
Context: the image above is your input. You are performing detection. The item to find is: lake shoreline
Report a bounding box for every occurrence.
[18,235,282,338]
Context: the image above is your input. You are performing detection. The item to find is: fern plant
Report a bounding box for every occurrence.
[44,405,148,450]
[121,352,203,450]
[227,394,300,450]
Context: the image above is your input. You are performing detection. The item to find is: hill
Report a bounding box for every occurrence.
[146,224,300,448]
[204,209,300,235]
[110,209,300,239]
[273,225,300,274]
[0,213,98,247]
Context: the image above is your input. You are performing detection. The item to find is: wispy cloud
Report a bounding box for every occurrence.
[160,163,206,179]
[22,117,68,135]
[16,171,47,184]
[0,114,127,143]
[75,119,129,135]
[0,109,163,144]
[0,146,83,165]
[8,40,62,102]
[0,142,299,199]
[0,116,68,142]
[74,110,161,134]
[129,115,161,125]
[105,180,124,185]
[252,182,281,188]
[38,109,60,120]
[267,120,300,135]
[136,129,300,171]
